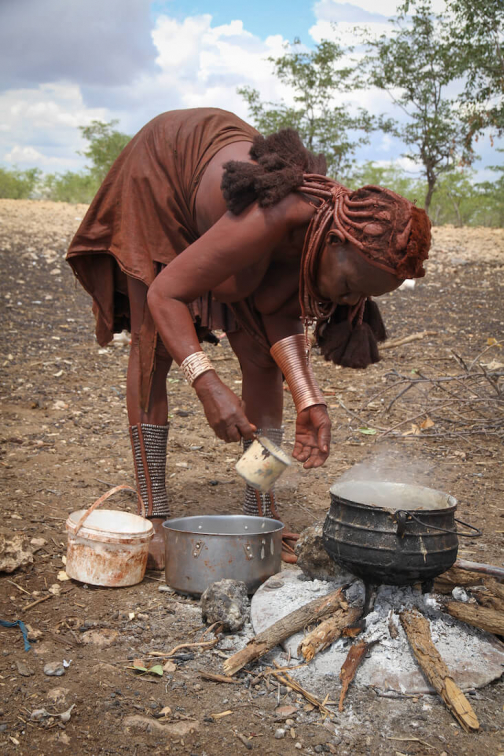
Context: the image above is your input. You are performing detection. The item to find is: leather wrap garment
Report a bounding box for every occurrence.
[66,108,258,410]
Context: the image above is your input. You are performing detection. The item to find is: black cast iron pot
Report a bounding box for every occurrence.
[323,481,482,586]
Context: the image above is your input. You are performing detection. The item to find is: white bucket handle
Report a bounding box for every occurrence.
[74,485,142,535]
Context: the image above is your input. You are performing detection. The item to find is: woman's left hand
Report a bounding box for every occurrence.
[293,405,331,469]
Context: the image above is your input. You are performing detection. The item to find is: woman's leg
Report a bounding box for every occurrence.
[127,276,172,569]
[226,329,284,518]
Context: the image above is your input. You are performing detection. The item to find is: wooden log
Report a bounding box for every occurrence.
[445,601,504,636]
[454,559,504,581]
[400,609,479,732]
[482,578,504,605]
[433,566,486,594]
[298,607,362,662]
[472,588,504,612]
[223,588,346,676]
[338,640,371,712]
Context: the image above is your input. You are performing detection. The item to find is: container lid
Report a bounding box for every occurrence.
[66,509,153,539]
[330,480,456,511]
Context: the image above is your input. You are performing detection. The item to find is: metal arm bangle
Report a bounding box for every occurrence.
[180,351,216,386]
[270,334,327,414]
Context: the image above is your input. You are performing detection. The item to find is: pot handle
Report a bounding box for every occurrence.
[74,485,141,535]
[395,510,482,538]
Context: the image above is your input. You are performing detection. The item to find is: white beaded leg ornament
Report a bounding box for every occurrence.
[242,428,284,518]
[130,423,170,518]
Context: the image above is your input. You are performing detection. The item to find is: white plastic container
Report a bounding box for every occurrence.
[66,485,153,587]
[235,436,291,493]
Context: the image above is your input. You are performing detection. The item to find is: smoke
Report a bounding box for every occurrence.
[334,445,436,488]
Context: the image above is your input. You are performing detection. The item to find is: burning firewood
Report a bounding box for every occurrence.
[297,607,362,662]
[400,608,479,732]
[223,587,347,676]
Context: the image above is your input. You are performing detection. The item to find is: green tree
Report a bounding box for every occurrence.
[364,1,475,213]
[239,39,375,177]
[444,0,504,144]
[474,150,504,228]
[347,160,424,203]
[42,171,98,204]
[79,120,131,184]
[0,167,41,199]
[428,170,480,226]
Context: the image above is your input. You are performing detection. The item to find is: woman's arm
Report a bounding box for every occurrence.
[147,201,290,362]
[262,312,332,470]
[146,201,291,442]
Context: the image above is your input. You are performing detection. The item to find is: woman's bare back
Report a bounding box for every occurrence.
[194,140,314,314]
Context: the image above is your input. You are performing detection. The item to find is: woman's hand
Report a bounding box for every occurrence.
[194,371,256,443]
[293,405,331,469]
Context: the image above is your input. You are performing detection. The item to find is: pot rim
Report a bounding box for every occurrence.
[162,514,284,537]
[329,480,457,513]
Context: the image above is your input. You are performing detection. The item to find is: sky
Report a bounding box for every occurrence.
[0,0,499,180]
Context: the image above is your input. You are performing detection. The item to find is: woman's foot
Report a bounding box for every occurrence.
[147,518,166,570]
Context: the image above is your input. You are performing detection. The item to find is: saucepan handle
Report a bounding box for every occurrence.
[395,510,482,538]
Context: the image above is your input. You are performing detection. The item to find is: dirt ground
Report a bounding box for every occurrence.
[0,200,503,755]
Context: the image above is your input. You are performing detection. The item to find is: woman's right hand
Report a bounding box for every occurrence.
[193,371,256,443]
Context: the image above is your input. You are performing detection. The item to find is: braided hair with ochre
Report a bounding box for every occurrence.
[221,129,431,369]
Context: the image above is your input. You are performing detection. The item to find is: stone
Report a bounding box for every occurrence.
[274,728,286,739]
[123,715,199,737]
[33,641,52,657]
[30,538,47,551]
[295,521,353,582]
[201,579,250,632]
[0,529,34,573]
[25,624,43,641]
[30,709,52,722]
[81,628,118,647]
[43,661,65,677]
[275,704,298,720]
[46,688,70,706]
[54,733,71,745]
[16,660,34,677]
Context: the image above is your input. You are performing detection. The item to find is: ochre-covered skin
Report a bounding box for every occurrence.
[67,108,430,568]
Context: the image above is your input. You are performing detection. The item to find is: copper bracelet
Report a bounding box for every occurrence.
[180,351,215,386]
[270,334,327,414]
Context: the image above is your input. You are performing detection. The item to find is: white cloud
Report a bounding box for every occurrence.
[0,5,498,179]
[4,145,70,166]
[372,156,423,173]
[150,14,289,117]
[378,134,393,152]
[0,83,107,171]
[314,0,446,20]
[0,13,293,172]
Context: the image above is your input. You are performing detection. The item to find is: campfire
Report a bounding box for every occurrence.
[221,484,504,735]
